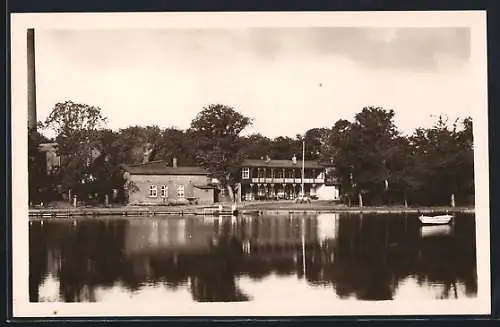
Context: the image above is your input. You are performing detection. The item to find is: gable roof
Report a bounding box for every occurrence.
[240,159,328,169]
[37,142,59,152]
[194,184,217,189]
[121,160,209,176]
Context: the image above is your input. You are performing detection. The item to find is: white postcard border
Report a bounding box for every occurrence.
[10,11,490,317]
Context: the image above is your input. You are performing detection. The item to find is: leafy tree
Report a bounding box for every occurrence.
[43,101,108,200]
[409,116,474,206]
[91,126,167,203]
[351,107,400,205]
[270,136,301,160]
[322,119,352,161]
[456,117,474,204]
[325,107,400,206]
[323,119,357,205]
[113,126,162,165]
[83,129,125,203]
[190,104,253,201]
[44,101,107,138]
[239,134,273,159]
[304,128,330,160]
[383,136,422,206]
[153,127,197,165]
[28,126,51,204]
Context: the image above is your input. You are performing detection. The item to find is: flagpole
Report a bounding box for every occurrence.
[301,140,305,196]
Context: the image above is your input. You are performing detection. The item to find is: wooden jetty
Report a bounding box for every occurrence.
[28,205,473,219]
[28,205,240,219]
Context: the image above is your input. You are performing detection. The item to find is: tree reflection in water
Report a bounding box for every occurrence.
[29,213,477,302]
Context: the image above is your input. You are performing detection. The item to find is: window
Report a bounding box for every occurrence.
[160,185,167,198]
[177,185,185,199]
[149,185,158,197]
[242,168,250,179]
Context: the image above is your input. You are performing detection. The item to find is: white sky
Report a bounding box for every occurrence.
[34,27,471,138]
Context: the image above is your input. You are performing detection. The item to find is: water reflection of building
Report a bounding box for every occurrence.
[316,213,339,242]
[241,215,318,245]
[29,214,478,303]
[124,218,216,256]
[124,215,325,257]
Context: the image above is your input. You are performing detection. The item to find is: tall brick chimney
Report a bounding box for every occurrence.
[172,157,177,168]
[27,28,37,131]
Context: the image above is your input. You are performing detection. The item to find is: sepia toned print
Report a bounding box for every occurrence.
[11,11,489,317]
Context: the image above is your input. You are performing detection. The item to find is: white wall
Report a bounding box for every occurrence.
[315,184,340,201]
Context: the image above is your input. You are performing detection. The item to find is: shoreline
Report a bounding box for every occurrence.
[28,204,474,219]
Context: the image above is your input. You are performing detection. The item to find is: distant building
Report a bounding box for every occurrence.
[36,143,102,177]
[120,158,218,205]
[37,143,61,176]
[237,155,340,201]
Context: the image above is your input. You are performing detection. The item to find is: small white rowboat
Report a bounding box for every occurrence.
[418,214,454,225]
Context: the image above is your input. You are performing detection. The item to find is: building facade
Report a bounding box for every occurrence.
[121,159,217,205]
[237,155,340,201]
[37,143,61,176]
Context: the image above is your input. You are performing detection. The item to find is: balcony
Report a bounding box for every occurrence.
[248,177,325,184]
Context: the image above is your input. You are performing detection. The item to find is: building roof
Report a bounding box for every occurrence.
[37,143,59,152]
[194,184,217,190]
[121,160,209,176]
[240,159,329,169]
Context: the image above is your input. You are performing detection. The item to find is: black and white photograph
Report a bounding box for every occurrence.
[10,11,490,317]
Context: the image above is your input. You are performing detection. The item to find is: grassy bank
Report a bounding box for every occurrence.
[28,200,474,219]
[239,200,473,212]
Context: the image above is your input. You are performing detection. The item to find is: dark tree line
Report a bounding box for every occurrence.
[322,107,474,207]
[28,101,474,207]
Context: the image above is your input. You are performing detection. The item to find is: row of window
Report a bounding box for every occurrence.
[149,185,185,198]
[241,168,323,179]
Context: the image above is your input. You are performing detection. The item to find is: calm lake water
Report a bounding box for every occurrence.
[29,213,477,303]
